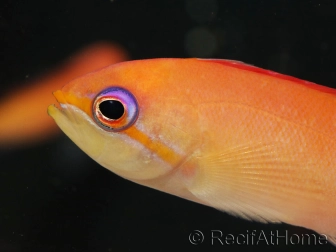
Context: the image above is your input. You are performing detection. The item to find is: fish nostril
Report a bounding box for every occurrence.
[99,100,125,120]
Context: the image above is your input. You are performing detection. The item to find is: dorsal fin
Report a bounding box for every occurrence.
[198,59,336,96]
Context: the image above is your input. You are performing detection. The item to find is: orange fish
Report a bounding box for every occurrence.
[0,42,128,148]
[48,58,336,245]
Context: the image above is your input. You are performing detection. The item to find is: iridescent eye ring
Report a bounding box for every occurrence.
[93,87,139,132]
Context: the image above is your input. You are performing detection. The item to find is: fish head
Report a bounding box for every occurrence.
[48,59,201,181]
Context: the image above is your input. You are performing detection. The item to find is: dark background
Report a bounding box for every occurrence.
[1,0,336,251]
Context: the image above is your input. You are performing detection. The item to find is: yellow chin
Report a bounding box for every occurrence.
[48,103,106,159]
[47,104,172,181]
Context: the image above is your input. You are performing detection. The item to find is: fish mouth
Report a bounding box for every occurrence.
[48,88,93,120]
[47,90,67,117]
[53,90,67,104]
[47,91,81,136]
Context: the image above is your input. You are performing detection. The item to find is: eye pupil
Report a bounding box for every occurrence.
[99,100,125,120]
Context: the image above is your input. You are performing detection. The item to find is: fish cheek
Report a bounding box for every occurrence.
[83,127,172,180]
[62,107,173,180]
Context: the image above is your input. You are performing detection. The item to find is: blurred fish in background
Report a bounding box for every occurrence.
[0,42,128,148]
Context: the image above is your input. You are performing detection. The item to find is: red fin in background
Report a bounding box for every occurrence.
[199,59,336,96]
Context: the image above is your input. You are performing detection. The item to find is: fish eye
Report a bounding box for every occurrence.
[99,100,125,120]
[93,87,139,132]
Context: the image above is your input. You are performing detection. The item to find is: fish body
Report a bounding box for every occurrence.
[48,58,336,243]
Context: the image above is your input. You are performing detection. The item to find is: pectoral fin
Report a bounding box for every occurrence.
[187,142,323,224]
